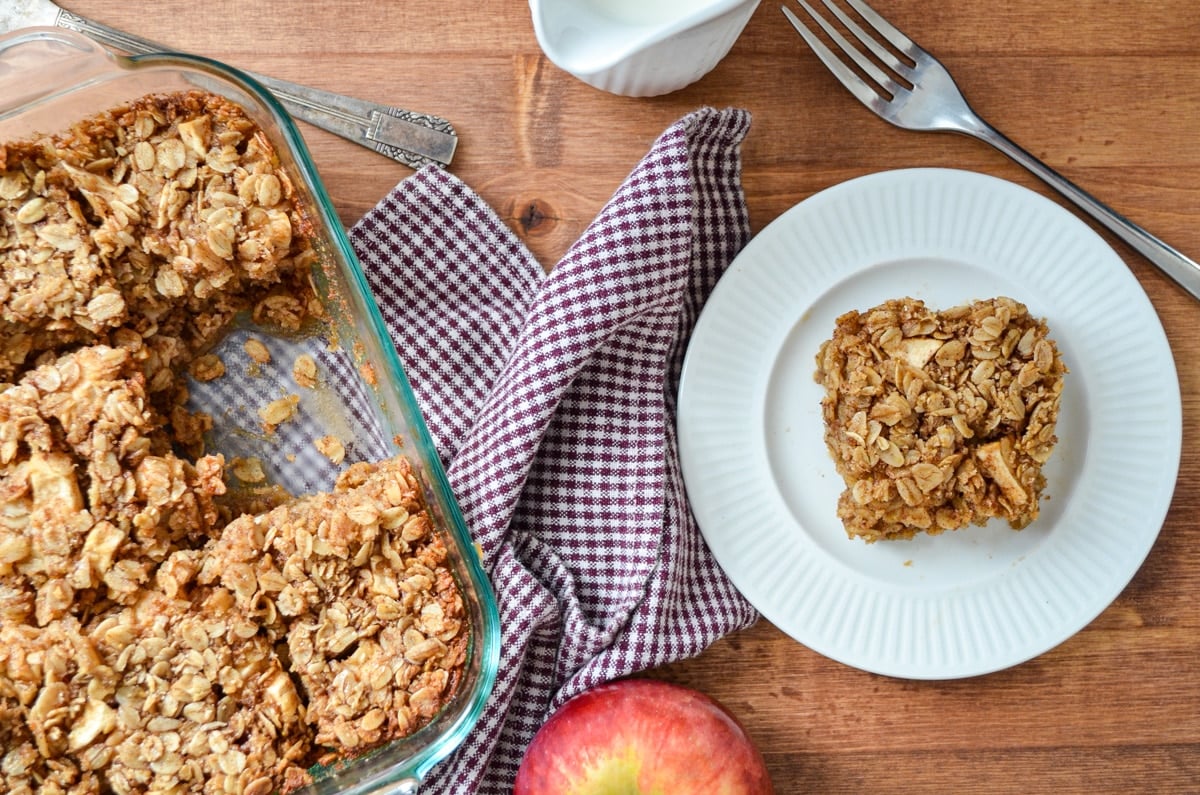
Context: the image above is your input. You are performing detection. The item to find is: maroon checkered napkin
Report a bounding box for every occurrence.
[349,107,759,793]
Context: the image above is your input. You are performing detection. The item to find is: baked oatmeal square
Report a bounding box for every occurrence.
[814,297,1067,542]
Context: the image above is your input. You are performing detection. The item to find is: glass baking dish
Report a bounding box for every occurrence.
[0,27,498,794]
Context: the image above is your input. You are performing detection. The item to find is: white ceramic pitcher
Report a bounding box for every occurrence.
[529,0,761,97]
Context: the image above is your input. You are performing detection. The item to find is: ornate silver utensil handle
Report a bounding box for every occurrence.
[54,8,457,168]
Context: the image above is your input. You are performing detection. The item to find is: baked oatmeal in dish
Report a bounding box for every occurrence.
[0,91,468,794]
[814,297,1067,543]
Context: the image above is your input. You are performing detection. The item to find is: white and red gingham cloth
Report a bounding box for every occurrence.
[349,107,759,793]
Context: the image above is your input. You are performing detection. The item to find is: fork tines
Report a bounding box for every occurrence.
[783,0,921,106]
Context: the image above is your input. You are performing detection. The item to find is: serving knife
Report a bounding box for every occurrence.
[0,0,458,168]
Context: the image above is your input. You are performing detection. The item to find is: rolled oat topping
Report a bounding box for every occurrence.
[0,90,320,397]
[814,297,1067,542]
[0,93,468,794]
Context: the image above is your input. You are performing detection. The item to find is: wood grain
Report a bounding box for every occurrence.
[58,1,1200,791]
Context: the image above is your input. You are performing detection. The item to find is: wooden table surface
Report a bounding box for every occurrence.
[64,1,1200,791]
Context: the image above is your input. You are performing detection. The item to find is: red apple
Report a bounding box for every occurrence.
[514,678,774,795]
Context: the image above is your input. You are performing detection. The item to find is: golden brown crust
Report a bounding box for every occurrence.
[0,93,467,794]
[0,90,321,448]
[0,345,228,626]
[200,458,467,755]
[814,297,1067,542]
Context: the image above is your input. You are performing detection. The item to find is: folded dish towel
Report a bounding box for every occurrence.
[349,106,759,793]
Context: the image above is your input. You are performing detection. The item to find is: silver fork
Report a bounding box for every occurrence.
[783,0,1200,301]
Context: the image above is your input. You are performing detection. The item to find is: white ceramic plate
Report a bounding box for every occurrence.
[677,168,1181,679]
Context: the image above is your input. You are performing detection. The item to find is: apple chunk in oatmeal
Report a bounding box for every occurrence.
[813,296,1067,543]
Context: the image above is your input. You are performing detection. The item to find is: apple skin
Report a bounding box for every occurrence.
[514,678,774,795]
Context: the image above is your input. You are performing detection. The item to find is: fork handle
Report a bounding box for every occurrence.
[968,120,1200,301]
